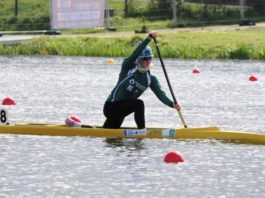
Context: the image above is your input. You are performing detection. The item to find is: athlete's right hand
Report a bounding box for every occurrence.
[173,103,181,111]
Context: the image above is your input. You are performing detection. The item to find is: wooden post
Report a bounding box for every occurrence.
[15,0,18,17]
[172,0,177,26]
[240,0,245,21]
[125,0,128,17]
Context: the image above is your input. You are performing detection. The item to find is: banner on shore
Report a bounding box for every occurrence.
[51,0,105,29]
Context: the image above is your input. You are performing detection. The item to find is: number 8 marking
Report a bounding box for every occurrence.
[0,109,8,124]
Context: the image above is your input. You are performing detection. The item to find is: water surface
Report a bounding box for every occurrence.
[0,56,265,197]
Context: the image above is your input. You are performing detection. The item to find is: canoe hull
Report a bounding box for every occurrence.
[1,123,265,145]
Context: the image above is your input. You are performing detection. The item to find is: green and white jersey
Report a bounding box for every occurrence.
[106,37,173,108]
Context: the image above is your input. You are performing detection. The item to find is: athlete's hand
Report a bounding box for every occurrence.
[148,31,158,39]
[173,103,181,111]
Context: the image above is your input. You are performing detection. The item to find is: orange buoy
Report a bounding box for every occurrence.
[2,97,16,105]
[164,150,184,163]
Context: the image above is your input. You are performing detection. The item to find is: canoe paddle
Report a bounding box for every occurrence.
[153,37,188,128]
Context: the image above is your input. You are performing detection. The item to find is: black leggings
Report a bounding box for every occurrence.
[103,99,145,129]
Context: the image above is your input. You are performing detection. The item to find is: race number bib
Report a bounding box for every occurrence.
[0,108,8,124]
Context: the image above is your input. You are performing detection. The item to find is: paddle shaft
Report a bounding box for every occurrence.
[153,37,188,128]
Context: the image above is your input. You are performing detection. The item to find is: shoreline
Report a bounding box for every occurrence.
[0,23,265,60]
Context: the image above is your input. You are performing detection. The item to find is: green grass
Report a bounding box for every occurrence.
[0,0,48,17]
[0,0,49,31]
[1,28,265,60]
[1,0,264,32]
[161,29,265,59]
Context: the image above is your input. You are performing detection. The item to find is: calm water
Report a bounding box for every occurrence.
[0,56,265,197]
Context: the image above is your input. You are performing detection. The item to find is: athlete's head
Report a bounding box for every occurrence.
[136,46,153,73]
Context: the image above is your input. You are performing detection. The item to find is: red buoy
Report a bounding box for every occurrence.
[164,151,184,163]
[249,75,258,82]
[2,97,16,105]
[192,68,200,74]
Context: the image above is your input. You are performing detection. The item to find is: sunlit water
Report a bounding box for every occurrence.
[0,56,265,197]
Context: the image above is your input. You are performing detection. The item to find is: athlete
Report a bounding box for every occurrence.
[103,31,180,129]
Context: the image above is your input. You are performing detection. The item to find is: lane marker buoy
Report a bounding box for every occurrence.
[107,59,114,64]
[1,97,16,125]
[2,97,16,105]
[249,75,258,82]
[192,68,200,74]
[164,150,184,164]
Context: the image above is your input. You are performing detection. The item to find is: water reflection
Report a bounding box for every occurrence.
[104,138,145,150]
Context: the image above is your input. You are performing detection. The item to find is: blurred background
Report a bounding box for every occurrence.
[0,0,264,33]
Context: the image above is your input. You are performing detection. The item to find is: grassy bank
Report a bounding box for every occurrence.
[1,28,265,60]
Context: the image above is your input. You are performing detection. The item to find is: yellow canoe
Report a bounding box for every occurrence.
[1,123,265,145]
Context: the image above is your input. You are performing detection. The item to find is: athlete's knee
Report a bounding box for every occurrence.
[136,99,145,109]
[103,117,124,129]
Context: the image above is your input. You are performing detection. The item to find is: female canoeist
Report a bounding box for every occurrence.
[103,31,180,129]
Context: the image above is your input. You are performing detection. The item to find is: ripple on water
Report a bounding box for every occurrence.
[0,56,265,197]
